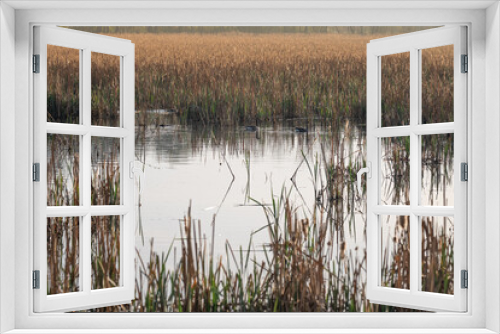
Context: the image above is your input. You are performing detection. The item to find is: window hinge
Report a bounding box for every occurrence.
[461,163,468,182]
[33,54,40,73]
[461,54,468,73]
[33,163,40,182]
[461,270,468,289]
[33,270,40,289]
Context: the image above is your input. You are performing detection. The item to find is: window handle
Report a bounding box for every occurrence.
[356,162,372,194]
[129,161,146,195]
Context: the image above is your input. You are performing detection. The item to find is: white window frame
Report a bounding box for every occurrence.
[365,26,468,312]
[33,26,136,312]
[0,2,498,333]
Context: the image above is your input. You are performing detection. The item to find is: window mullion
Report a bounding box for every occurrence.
[409,47,420,294]
[413,123,454,135]
[373,205,454,216]
[89,126,129,138]
[373,125,411,138]
[82,47,92,294]
[77,48,85,296]
[89,205,129,216]
[372,205,411,215]
[81,214,91,293]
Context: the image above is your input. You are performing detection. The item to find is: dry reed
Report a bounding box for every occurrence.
[45,31,455,312]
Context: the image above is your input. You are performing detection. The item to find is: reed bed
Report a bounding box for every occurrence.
[47,134,121,296]
[88,190,445,312]
[47,134,80,295]
[88,123,451,312]
[47,32,452,127]
[47,216,80,295]
[45,31,455,312]
[46,123,454,311]
[47,46,80,124]
[130,33,369,125]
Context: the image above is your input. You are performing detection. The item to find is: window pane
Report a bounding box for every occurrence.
[421,133,454,206]
[91,215,121,290]
[91,137,121,205]
[47,134,80,206]
[91,52,121,127]
[421,45,454,124]
[47,217,80,295]
[421,216,454,294]
[47,45,80,124]
[381,52,410,127]
[380,215,410,290]
[380,136,410,205]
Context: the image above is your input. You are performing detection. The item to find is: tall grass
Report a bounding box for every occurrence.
[49,33,454,127]
[45,31,456,312]
[47,135,121,296]
[47,123,454,311]
[47,32,453,128]
[47,46,79,124]
[47,217,79,295]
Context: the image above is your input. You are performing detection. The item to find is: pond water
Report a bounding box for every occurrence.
[134,122,367,263]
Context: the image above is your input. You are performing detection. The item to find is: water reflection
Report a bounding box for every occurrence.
[134,122,365,261]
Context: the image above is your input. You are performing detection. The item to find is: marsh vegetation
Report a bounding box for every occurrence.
[45,28,455,312]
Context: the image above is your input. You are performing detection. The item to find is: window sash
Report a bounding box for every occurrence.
[32,26,136,312]
[366,26,468,312]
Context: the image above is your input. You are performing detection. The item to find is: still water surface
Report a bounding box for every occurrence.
[134,123,366,261]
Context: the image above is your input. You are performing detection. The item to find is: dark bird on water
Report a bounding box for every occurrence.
[245,125,258,132]
[245,119,260,132]
[295,127,308,133]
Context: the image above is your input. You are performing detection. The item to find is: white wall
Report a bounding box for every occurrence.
[0,2,16,333]
[486,2,500,333]
[2,4,493,332]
